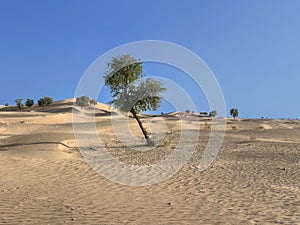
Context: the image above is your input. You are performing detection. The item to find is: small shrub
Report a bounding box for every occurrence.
[230,108,239,120]
[38,96,53,107]
[25,99,34,108]
[76,96,90,108]
[38,98,45,107]
[75,96,97,108]
[89,99,97,106]
[44,96,53,105]
[209,110,217,117]
[4,103,9,106]
[185,109,191,114]
[15,98,23,111]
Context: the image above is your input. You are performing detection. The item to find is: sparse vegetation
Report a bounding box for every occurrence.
[25,99,34,108]
[230,108,239,120]
[209,110,217,117]
[38,96,53,107]
[89,99,97,106]
[104,54,165,146]
[15,98,23,111]
[75,96,97,108]
[200,112,208,116]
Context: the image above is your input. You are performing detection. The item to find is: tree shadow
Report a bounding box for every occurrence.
[0,141,73,151]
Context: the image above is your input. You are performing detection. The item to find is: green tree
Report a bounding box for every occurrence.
[4,103,9,107]
[75,96,97,108]
[104,54,165,146]
[76,96,90,108]
[15,98,23,111]
[25,99,34,108]
[38,98,46,107]
[209,110,217,117]
[44,96,53,106]
[230,108,239,120]
[89,99,97,106]
[38,96,53,107]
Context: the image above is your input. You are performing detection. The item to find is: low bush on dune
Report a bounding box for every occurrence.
[75,96,97,108]
[25,99,34,108]
[209,110,217,117]
[230,108,239,120]
[15,98,24,111]
[38,96,54,107]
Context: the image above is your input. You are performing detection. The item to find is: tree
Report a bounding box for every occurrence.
[43,96,53,106]
[38,98,46,107]
[230,108,239,120]
[104,54,165,146]
[75,96,97,108]
[200,112,208,116]
[209,110,217,117]
[38,96,53,107]
[15,98,23,111]
[4,103,9,107]
[76,96,90,108]
[25,99,34,108]
[89,99,97,106]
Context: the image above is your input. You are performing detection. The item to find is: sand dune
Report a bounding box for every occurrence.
[0,100,299,224]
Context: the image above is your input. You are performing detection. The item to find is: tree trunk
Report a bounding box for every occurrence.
[130,109,153,146]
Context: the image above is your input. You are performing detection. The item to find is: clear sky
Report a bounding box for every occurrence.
[0,0,299,118]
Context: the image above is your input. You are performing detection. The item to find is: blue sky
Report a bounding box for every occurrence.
[0,0,299,118]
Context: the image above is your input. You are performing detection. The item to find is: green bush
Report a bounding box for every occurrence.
[15,98,23,111]
[89,99,97,106]
[25,99,34,108]
[38,96,53,107]
[76,96,97,108]
[209,110,217,117]
[230,108,239,119]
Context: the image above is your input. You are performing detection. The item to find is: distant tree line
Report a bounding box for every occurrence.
[4,96,99,112]
[11,96,54,111]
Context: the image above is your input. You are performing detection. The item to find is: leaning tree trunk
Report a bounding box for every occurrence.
[130,109,154,146]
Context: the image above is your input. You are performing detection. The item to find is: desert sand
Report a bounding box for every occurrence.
[0,99,299,224]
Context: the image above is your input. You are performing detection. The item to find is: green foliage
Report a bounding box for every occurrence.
[25,99,34,108]
[75,96,97,108]
[209,110,217,117]
[104,54,165,145]
[89,99,97,106]
[44,96,53,105]
[15,98,23,111]
[76,96,90,108]
[4,103,9,107]
[104,54,165,114]
[38,98,45,107]
[38,96,53,107]
[230,108,239,119]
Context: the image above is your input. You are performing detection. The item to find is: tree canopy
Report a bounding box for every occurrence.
[230,108,239,119]
[76,96,97,108]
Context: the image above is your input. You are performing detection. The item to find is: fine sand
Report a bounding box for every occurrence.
[0,99,299,224]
